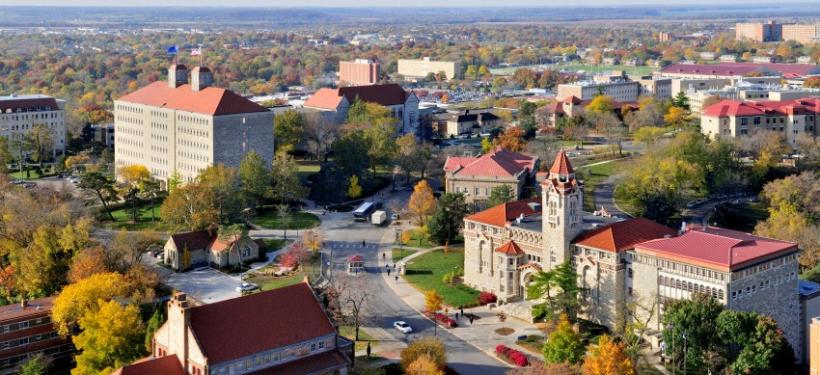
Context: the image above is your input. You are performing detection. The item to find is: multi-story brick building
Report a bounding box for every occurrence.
[0,94,66,159]
[304,83,420,136]
[339,59,380,86]
[462,150,804,360]
[115,282,353,375]
[736,21,782,42]
[114,64,275,184]
[782,23,820,45]
[397,57,459,81]
[443,148,538,207]
[700,97,819,144]
[0,297,73,374]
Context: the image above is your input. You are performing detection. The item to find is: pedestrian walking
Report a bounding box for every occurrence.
[469,316,473,325]
[382,252,385,259]
[395,275,399,282]
[460,306,464,316]
[362,240,366,247]
[454,312,459,320]
[366,342,371,358]
[387,268,391,276]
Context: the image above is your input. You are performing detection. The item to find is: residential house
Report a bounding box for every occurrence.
[163,229,259,271]
[304,83,420,136]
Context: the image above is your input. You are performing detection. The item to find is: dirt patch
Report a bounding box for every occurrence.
[494,327,515,336]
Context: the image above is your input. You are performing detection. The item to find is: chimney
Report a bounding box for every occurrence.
[168,64,188,88]
[167,292,191,368]
[190,66,213,92]
[20,299,27,309]
[679,221,687,235]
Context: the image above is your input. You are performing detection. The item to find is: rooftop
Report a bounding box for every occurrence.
[444,148,537,178]
[0,296,55,322]
[661,62,820,78]
[117,81,270,116]
[635,225,798,271]
[112,355,185,375]
[702,97,820,117]
[466,198,540,227]
[305,83,410,110]
[0,94,61,113]
[187,282,335,364]
[573,217,676,253]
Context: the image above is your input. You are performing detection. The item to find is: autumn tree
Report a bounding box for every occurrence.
[424,289,444,314]
[664,106,690,128]
[408,180,436,225]
[52,272,132,336]
[400,337,447,370]
[407,355,444,375]
[585,95,614,114]
[303,113,338,161]
[507,362,580,375]
[78,172,117,221]
[0,136,11,174]
[395,134,428,184]
[24,124,55,168]
[494,127,525,152]
[19,354,48,375]
[543,314,586,365]
[302,229,323,253]
[72,300,145,375]
[117,164,151,221]
[270,151,308,204]
[427,192,468,246]
[160,182,218,232]
[68,246,108,283]
[347,175,362,199]
[581,335,635,375]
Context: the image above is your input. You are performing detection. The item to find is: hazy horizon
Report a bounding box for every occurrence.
[2,0,820,7]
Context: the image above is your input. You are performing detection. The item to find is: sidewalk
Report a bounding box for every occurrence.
[375,229,542,368]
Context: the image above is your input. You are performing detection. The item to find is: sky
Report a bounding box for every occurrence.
[2,0,818,6]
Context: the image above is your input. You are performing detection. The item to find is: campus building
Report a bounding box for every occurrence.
[0,297,73,375]
[397,57,459,81]
[657,63,820,80]
[114,64,275,184]
[735,21,782,42]
[556,80,641,102]
[443,148,538,207]
[782,23,820,45]
[0,94,66,159]
[304,83,420,136]
[700,97,820,144]
[115,282,353,375]
[462,151,803,360]
[163,229,260,271]
[339,59,380,86]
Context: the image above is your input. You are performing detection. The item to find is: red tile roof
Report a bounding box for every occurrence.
[112,355,185,375]
[549,150,574,175]
[496,241,524,256]
[703,98,820,117]
[635,225,798,271]
[573,218,676,253]
[466,198,540,227]
[117,81,269,116]
[661,62,820,77]
[305,83,411,110]
[188,282,335,364]
[444,148,536,178]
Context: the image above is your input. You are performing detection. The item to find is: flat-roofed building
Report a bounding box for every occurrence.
[657,62,820,80]
[0,94,66,159]
[339,59,380,86]
[114,64,274,184]
[556,80,641,102]
[783,23,820,45]
[398,57,459,81]
[0,297,73,375]
[736,21,782,42]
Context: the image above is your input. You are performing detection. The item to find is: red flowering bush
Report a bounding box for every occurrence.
[478,292,498,305]
[433,313,458,328]
[495,345,528,367]
[279,244,309,268]
[495,344,509,354]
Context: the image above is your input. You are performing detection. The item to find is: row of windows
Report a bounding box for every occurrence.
[731,271,796,300]
[734,253,797,279]
[212,339,328,375]
[117,126,143,137]
[0,343,72,368]
[0,331,59,350]
[0,316,51,334]
[0,111,62,119]
[631,254,727,282]
[178,139,210,151]
[659,275,725,300]
[177,114,209,125]
[117,115,143,125]
[117,104,143,114]
[179,126,210,138]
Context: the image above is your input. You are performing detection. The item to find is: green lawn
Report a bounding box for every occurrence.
[253,209,321,230]
[246,254,321,291]
[259,239,290,252]
[8,170,44,180]
[403,249,480,308]
[103,202,167,231]
[392,248,417,262]
[711,201,769,233]
[402,228,435,249]
[296,160,321,180]
[339,324,376,351]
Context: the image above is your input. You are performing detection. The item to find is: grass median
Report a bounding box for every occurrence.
[403,248,480,308]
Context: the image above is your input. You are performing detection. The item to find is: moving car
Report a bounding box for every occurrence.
[393,321,413,334]
[236,282,259,293]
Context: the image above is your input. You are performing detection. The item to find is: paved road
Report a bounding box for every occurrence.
[316,191,508,375]
[591,174,631,218]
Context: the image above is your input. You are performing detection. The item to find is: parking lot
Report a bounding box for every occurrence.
[164,267,241,304]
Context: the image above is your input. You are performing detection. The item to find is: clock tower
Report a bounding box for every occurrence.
[542,151,583,269]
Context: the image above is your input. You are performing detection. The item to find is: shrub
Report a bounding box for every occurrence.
[495,344,509,354]
[279,243,309,268]
[406,355,444,375]
[400,337,447,370]
[495,344,529,367]
[478,291,497,305]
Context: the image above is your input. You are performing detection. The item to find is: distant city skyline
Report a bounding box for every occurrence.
[2,0,819,6]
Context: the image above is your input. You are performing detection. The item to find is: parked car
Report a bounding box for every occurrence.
[393,321,413,334]
[236,282,259,293]
[390,212,400,221]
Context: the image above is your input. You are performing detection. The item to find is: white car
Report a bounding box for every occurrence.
[390,213,399,221]
[393,321,412,334]
[236,282,259,293]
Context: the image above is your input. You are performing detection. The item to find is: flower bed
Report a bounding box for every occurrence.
[479,291,497,305]
[432,312,458,328]
[495,344,529,367]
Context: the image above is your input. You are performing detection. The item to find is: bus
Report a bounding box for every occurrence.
[353,201,377,221]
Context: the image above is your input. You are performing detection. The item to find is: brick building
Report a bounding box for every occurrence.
[0,297,73,374]
[443,148,538,207]
[304,83,420,136]
[114,64,275,184]
[116,282,353,374]
[339,59,380,86]
[736,21,782,42]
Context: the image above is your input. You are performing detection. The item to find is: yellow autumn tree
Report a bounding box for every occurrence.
[117,164,150,185]
[348,175,362,199]
[407,355,444,375]
[586,94,614,114]
[72,300,145,375]
[408,180,436,226]
[52,272,132,336]
[424,289,443,314]
[303,229,323,253]
[581,335,635,375]
[663,106,689,127]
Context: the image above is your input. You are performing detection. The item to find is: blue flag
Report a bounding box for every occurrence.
[166,45,178,55]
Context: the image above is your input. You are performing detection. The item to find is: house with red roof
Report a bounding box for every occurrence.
[443,148,538,207]
[303,83,420,136]
[701,97,819,144]
[543,95,639,127]
[163,228,259,271]
[114,64,274,185]
[117,282,353,375]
